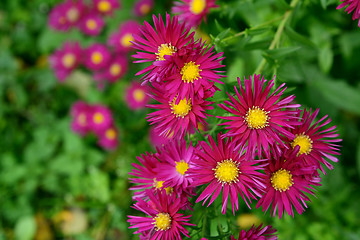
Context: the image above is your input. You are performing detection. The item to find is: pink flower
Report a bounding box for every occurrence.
[49,41,82,82]
[70,101,92,135]
[172,0,218,27]
[128,189,194,239]
[79,12,104,36]
[218,75,301,158]
[83,43,111,71]
[191,134,267,214]
[256,147,317,219]
[287,108,341,174]
[108,20,141,53]
[48,0,86,31]
[94,56,128,83]
[155,140,196,190]
[125,82,150,110]
[231,224,277,240]
[88,104,113,133]
[93,0,120,15]
[134,0,154,17]
[132,13,194,83]
[337,0,360,27]
[97,125,119,150]
[147,85,214,139]
[149,127,172,148]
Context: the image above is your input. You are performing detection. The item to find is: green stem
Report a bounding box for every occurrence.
[254,0,301,74]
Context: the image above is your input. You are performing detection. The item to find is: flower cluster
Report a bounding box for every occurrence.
[128,12,341,240]
[48,0,120,34]
[70,101,118,150]
[132,13,225,139]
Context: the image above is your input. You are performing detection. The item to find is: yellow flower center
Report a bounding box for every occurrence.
[86,19,97,30]
[164,186,173,194]
[153,213,171,231]
[110,63,122,76]
[291,134,313,155]
[271,168,293,192]
[77,113,87,126]
[133,89,145,102]
[93,112,104,124]
[175,160,189,175]
[98,0,111,13]
[156,43,176,61]
[66,8,79,22]
[140,4,151,15]
[105,129,116,140]
[180,61,201,83]
[121,33,134,48]
[245,106,269,129]
[91,52,103,65]
[153,179,164,189]
[213,159,239,184]
[62,53,76,68]
[190,0,206,15]
[170,98,192,118]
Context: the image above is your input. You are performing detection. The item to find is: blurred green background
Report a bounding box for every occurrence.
[0,0,359,239]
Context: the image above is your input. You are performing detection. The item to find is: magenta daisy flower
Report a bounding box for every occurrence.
[94,56,128,83]
[231,224,277,240]
[219,75,301,158]
[163,41,225,102]
[256,147,317,219]
[337,0,360,26]
[97,125,119,150]
[70,101,92,136]
[49,41,82,82]
[79,13,104,36]
[63,0,85,26]
[93,0,120,15]
[88,104,113,133]
[288,108,341,173]
[132,13,194,83]
[155,139,196,190]
[191,134,267,214]
[125,81,150,110]
[83,43,111,71]
[172,0,218,27]
[128,189,194,240]
[48,3,71,31]
[149,127,172,148]
[146,85,214,139]
[108,20,141,53]
[134,0,154,17]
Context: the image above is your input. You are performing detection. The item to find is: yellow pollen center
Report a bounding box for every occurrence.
[213,159,239,184]
[110,63,121,76]
[170,98,192,118]
[121,33,134,48]
[156,43,176,61]
[140,4,151,14]
[190,0,206,14]
[245,106,269,129]
[98,0,111,13]
[180,61,201,83]
[77,113,87,126]
[153,179,164,189]
[66,8,79,22]
[86,19,97,30]
[62,53,76,68]
[164,187,173,195]
[105,129,116,140]
[91,52,103,65]
[271,168,293,192]
[175,160,189,175]
[133,89,145,102]
[291,134,313,155]
[153,213,171,231]
[93,112,104,124]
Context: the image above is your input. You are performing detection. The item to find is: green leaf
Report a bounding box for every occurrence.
[318,46,333,73]
[285,26,317,48]
[320,0,328,9]
[226,58,244,82]
[264,46,301,59]
[14,215,36,240]
[246,26,272,36]
[357,138,360,178]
